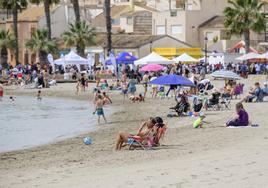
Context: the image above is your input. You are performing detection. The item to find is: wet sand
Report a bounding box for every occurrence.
[1,75,268,188]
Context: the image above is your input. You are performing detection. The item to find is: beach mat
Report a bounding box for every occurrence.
[227,124,259,128]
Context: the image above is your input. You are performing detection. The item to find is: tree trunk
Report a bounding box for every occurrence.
[0,48,8,69]
[39,51,48,66]
[244,30,250,53]
[12,7,19,65]
[105,0,112,54]
[77,45,85,57]
[44,0,51,40]
[72,0,80,23]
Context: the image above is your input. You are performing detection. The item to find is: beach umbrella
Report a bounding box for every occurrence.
[257,52,268,59]
[173,53,198,63]
[211,70,241,80]
[140,64,164,72]
[149,74,196,87]
[236,52,260,61]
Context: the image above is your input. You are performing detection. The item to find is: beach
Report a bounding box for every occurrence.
[1,75,268,188]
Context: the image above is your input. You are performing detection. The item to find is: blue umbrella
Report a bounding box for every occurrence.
[149,74,196,87]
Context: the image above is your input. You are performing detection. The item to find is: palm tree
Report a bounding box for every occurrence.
[62,21,96,57]
[105,0,112,54]
[224,0,266,53]
[71,0,80,23]
[0,30,16,68]
[30,0,60,40]
[0,0,28,65]
[25,29,57,65]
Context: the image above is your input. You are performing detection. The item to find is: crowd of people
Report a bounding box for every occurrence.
[1,60,267,150]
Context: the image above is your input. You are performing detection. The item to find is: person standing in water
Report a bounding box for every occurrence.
[37,90,42,101]
[0,84,3,101]
[94,95,107,124]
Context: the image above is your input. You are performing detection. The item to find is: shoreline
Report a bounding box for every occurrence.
[1,83,121,154]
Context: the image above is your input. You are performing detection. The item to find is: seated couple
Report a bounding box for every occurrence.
[240,82,262,103]
[115,117,166,150]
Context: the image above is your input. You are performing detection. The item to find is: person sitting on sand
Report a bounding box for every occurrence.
[115,117,157,150]
[226,102,249,127]
[129,93,145,103]
[263,82,268,96]
[93,95,107,124]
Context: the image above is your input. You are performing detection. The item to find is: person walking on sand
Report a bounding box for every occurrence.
[142,71,150,98]
[93,95,107,124]
[76,79,80,95]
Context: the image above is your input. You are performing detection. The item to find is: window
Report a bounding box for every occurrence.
[170,10,177,17]
[171,25,182,34]
[187,4,193,10]
[111,18,120,25]
[206,32,214,41]
[126,17,133,25]
[156,25,165,35]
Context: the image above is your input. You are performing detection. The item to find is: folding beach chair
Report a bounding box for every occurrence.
[128,125,167,150]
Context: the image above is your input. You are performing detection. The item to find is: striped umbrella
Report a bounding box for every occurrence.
[211,70,241,80]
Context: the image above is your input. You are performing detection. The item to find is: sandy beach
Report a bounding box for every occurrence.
[1,75,268,188]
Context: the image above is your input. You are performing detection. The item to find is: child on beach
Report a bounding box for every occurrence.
[122,81,128,102]
[193,115,206,128]
[93,95,107,124]
[37,90,42,101]
[9,96,14,101]
[226,102,249,127]
[102,92,112,104]
[76,79,80,95]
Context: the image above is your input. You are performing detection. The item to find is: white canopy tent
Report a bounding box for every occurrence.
[54,51,89,65]
[134,52,173,65]
[173,53,198,62]
[53,51,91,72]
[236,52,260,61]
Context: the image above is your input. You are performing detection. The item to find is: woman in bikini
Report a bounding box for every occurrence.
[115,117,157,150]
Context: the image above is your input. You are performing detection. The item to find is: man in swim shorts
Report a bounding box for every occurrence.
[94,95,107,124]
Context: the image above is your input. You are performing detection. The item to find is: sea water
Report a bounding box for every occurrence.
[0,96,105,153]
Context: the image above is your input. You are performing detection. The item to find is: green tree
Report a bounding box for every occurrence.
[0,0,28,65]
[25,29,57,65]
[71,0,80,23]
[62,21,96,57]
[30,0,60,40]
[224,0,266,53]
[0,30,16,68]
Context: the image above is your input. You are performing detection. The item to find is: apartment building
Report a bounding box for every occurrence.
[151,0,229,47]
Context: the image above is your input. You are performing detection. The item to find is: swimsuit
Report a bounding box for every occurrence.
[96,108,104,116]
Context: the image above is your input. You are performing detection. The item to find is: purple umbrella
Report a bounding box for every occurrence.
[149,74,195,87]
